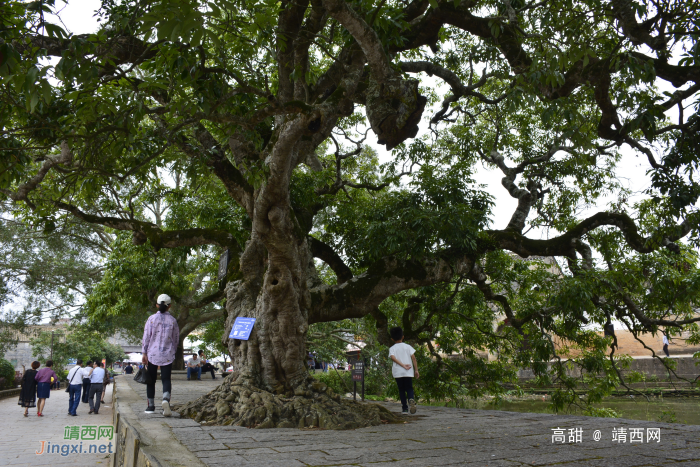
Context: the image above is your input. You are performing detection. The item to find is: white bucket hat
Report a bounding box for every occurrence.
[156,294,171,305]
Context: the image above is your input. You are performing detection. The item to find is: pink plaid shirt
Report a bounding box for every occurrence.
[142,311,180,366]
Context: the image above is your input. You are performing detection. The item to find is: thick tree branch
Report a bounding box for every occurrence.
[1,142,72,208]
[321,0,393,83]
[400,61,507,123]
[308,255,474,323]
[489,211,695,258]
[53,201,240,251]
[610,0,668,51]
[308,236,353,284]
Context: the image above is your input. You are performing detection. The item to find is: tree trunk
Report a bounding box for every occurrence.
[173,338,185,371]
[225,233,311,393]
[177,218,398,429]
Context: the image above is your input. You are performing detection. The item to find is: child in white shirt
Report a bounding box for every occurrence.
[389,326,419,414]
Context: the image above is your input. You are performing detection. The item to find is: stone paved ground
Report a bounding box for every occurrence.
[0,383,115,467]
[122,377,700,467]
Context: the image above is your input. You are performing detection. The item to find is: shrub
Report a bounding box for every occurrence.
[314,370,352,395]
[0,359,15,390]
[314,365,391,397]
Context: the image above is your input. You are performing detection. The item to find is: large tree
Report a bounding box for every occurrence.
[1,0,699,428]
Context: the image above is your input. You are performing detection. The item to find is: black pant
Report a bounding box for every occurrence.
[146,362,172,400]
[395,377,415,411]
[81,378,91,403]
[663,344,670,357]
[202,364,216,379]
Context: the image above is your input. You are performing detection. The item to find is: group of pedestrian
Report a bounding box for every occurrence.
[19,293,427,421]
[19,359,111,417]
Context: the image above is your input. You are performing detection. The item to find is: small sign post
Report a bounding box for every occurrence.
[228,317,256,341]
[218,249,231,281]
[351,360,365,401]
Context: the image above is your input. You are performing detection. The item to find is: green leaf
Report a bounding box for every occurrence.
[29,91,39,112]
[43,23,66,39]
[41,81,52,104]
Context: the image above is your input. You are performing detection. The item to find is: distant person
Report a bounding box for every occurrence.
[187,353,202,381]
[34,360,58,417]
[81,361,93,403]
[124,363,133,374]
[142,293,179,417]
[198,350,217,380]
[389,326,419,415]
[101,365,112,404]
[18,361,40,417]
[66,359,84,416]
[663,332,671,357]
[88,362,105,414]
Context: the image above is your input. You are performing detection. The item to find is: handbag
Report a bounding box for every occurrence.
[65,367,80,392]
[133,367,151,384]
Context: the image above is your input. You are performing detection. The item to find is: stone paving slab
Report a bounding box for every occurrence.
[121,376,700,467]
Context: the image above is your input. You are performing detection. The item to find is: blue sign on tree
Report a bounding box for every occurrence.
[229,317,256,340]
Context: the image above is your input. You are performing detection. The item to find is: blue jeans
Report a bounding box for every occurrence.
[68,384,82,415]
[187,367,201,380]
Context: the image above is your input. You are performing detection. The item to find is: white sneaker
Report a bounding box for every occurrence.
[162,400,171,417]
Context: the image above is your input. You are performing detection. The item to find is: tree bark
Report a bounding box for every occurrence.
[174,338,185,371]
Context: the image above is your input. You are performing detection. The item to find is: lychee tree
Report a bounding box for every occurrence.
[1,0,699,427]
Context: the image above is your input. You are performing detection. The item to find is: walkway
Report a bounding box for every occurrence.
[0,384,115,467]
[120,376,700,467]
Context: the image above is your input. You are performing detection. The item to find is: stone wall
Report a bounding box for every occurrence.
[0,388,21,401]
[4,342,34,372]
[517,356,700,381]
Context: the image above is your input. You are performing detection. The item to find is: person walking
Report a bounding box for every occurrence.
[101,366,111,404]
[663,332,671,357]
[66,359,84,416]
[142,293,180,417]
[88,362,105,414]
[18,361,40,417]
[34,360,58,417]
[388,327,420,415]
[198,350,217,379]
[124,363,133,375]
[81,361,93,404]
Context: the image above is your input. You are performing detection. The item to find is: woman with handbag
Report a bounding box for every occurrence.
[141,293,180,417]
[18,361,40,417]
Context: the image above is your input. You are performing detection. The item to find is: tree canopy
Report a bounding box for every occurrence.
[30,327,126,376]
[2,0,699,427]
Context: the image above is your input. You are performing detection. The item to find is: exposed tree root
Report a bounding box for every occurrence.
[175,376,401,429]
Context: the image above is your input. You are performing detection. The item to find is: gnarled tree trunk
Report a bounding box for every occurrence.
[177,115,404,429]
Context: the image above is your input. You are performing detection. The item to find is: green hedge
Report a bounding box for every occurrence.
[0,359,15,390]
